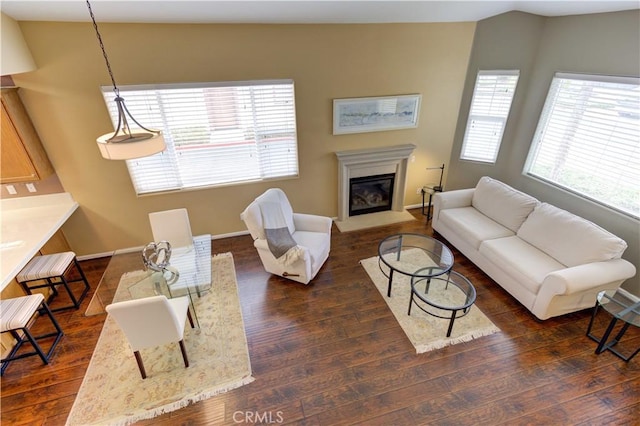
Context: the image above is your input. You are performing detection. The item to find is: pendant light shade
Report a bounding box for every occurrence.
[86,0,165,160]
[95,95,166,160]
[97,131,166,160]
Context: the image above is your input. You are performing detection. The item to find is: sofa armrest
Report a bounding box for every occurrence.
[531,258,636,319]
[293,213,332,234]
[432,188,474,226]
[541,258,637,296]
[433,188,474,210]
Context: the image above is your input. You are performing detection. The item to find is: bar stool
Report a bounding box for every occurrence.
[16,252,90,312]
[1,294,64,375]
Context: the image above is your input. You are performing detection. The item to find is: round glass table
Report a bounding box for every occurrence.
[409,269,476,337]
[377,233,454,298]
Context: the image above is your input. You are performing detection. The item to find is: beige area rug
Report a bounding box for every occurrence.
[334,209,416,232]
[66,252,254,426]
[360,251,500,353]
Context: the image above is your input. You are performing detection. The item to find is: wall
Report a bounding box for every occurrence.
[448,10,640,294]
[1,174,65,198]
[13,21,474,255]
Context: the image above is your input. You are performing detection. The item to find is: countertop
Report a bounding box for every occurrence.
[1,192,79,291]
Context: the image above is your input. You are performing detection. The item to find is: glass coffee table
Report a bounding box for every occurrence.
[86,234,212,327]
[409,269,476,337]
[377,233,454,297]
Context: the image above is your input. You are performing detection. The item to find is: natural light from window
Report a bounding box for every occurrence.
[101,80,299,195]
[460,70,520,163]
[525,73,640,218]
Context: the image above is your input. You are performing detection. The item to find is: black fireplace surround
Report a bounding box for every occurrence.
[349,173,395,216]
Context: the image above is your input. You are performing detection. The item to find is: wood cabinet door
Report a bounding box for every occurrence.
[0,88,54,183]
[1,103,39,182]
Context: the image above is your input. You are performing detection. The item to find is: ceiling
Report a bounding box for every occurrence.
[1,1,639,24]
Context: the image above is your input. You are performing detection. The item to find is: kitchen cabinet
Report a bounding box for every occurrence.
[1,87,54,183]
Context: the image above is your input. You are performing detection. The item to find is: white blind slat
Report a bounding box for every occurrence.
[460,70,520,163]
[102,80,299,195]
[525,73,640,218]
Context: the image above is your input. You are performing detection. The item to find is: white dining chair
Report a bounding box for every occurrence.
[148,208,212,301]
[105,295,194,379]
[149,208,193,249]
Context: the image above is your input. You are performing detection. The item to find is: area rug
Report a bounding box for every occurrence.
[66,252,254,426]
[360,251,500,353]
[335,209,416,232]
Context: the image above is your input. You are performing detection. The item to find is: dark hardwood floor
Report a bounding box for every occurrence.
[2,209,638,425]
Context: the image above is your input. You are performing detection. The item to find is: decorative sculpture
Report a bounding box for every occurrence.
[142,241,172,271]
[142,241,180,288]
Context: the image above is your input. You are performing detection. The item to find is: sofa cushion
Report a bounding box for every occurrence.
[479,236,565,294]
[438,207,514,250]
[517,203,628,267]
[471,177,539,232]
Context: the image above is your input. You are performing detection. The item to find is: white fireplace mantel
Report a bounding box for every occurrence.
[335,144,416,221]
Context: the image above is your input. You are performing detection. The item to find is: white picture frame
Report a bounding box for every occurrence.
[333,94,422,135]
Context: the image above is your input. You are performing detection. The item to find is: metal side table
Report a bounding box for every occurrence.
[421,164,444,221]
[586,289,639,362]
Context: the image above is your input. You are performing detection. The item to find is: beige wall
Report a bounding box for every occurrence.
[448,10,640,294]
[12,22,475,255]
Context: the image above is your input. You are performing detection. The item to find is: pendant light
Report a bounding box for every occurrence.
[86,0,166,160]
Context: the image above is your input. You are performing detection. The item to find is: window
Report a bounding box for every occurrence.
[101,80,299,195]
[525,73,640,218]
[460,70,520,163]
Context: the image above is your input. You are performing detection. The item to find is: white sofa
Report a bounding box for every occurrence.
[432,176,636,320]
[241,188,332,285]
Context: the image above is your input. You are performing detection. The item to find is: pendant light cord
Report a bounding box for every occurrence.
[86,0,119,97]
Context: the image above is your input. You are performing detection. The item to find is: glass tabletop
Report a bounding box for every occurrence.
[85,234,211,316]
[378,233,454,278]
[410,269,476,311]
[596,289,640,328]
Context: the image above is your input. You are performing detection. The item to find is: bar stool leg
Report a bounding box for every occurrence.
[0,298,64,376]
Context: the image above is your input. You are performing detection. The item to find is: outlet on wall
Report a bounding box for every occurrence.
[416,187,423,195]
[26,183,37,193]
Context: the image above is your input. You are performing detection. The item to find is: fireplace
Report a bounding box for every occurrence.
[349,173,395,216]
[335,144,415,222]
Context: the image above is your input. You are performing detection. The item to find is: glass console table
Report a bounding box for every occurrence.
[586,288,640,362]
[86,234,212,327]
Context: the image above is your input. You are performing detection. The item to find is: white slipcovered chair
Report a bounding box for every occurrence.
[240,188,332,284]
[105,295,194,379]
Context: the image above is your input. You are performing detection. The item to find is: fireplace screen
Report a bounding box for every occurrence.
[349,173,395,216]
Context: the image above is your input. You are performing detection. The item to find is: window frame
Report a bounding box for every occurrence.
[101,79,300,196]
[524,72,640,219]
[459,69,520,164]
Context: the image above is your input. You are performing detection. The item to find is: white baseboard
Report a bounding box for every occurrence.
[76,230,251,261]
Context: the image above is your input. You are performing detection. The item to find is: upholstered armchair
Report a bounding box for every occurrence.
[240,188,332,284]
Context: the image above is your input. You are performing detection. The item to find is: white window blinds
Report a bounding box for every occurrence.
[101,80,299,195]
[525,73,640,218]
[460,70,520,163]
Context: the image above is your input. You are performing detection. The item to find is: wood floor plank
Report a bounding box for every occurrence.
[2,209,637,425]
